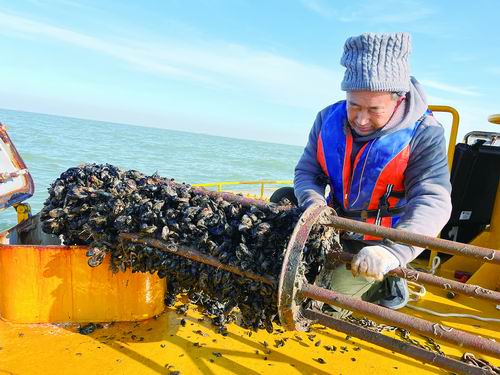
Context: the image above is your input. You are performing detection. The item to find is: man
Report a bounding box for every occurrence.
[294,32,452,313]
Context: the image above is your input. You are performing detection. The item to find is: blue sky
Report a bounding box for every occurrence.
[0,0,499,146]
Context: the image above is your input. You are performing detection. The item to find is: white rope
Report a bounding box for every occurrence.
[429,255,441,275]
[406,255,440,274]
[404,255,500,322]
[407,281,426,302]
[406,257,439,302]
[405,304,500,323]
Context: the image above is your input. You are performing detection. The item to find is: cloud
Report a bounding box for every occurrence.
[340,4,433,24]
[27,0,93,9]
[427,95,454,105]
[301,0,434,24]
[0,11,343,110]
[419,79,480,97]
[487,66,500,76]
[0,12,212,82]
[449,55,478,63]
[300,0,336,18]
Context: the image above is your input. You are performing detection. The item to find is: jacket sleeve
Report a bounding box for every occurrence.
[293,110,328,208]
[382,121,452,265]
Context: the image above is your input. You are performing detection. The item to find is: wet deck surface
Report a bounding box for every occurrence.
[2,285,499,375]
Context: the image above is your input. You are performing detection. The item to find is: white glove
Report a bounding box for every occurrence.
[351,245,400,281]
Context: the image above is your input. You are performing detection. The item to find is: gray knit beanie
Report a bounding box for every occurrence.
[340,32,411,92]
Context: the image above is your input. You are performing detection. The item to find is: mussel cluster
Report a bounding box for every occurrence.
[41,164,339,331]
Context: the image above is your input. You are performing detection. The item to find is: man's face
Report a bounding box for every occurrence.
[346,91,399,136]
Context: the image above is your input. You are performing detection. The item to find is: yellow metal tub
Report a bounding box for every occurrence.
[0,243,165,323]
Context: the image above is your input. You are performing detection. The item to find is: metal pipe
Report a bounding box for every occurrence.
[119,233,276,286]
[300,283,500,358]
[324,216,500,264]
[303,309,485,375]
[328,252,500,304]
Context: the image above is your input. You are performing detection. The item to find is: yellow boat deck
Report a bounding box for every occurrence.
[2,257,499,374]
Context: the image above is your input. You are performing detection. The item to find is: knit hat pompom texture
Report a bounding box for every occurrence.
[341,32,411,92]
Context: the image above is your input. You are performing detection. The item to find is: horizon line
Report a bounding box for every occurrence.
[0,106,304,149]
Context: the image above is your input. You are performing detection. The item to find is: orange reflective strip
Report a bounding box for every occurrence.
[343,129,353,206]
[394,145,410,183]
[317,135,328,176]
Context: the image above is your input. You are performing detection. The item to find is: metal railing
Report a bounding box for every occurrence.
[192,180,292,199]
[428,105,460,170]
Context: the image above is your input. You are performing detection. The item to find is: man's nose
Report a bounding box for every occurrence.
[356,111,370,125]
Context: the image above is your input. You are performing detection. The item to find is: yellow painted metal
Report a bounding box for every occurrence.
[428,105,460,171]
[488,114,500,124]
[435,256,482,281]
[13,202,32,224]
[193,180,293,199]
[0,231,498,374]
[466,262,500,291]
[1,272,499,375]
[0,245,165,323]
[427,106,460,266]
[463,182,500,250]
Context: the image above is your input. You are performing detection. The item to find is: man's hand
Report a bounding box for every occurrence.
[351,245,399,281]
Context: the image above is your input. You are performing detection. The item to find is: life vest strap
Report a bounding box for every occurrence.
[330,184,406,220]
[332,204,407,219]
